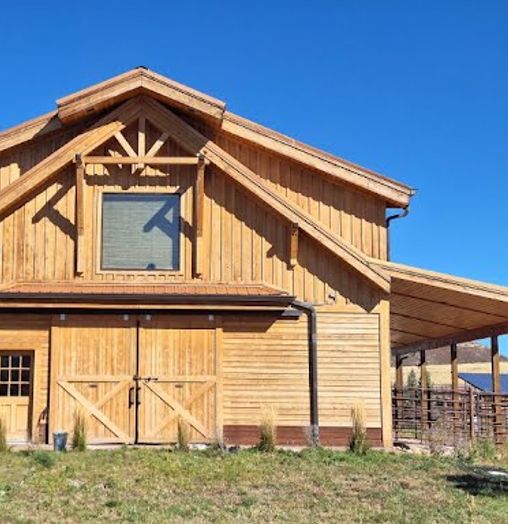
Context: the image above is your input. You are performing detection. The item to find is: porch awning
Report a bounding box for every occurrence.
[375,261,508,354]
[0,282,295,309]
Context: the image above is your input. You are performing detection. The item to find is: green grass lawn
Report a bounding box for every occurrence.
[0,447,507,523]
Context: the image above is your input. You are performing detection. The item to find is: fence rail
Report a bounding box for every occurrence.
[392,387,508,446]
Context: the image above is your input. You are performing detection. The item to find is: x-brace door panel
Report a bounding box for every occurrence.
[49,315,137,444]
[137,315,219,443]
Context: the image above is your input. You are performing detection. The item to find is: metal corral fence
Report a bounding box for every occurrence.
[392,387,508,446]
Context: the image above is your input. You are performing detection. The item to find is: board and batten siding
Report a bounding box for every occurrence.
[213,131,388,260]
[0,117,386,310]
[222,311,381,430]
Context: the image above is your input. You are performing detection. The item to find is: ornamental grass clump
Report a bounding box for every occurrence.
[71,409,87,451]
[0,417,8,453]
[349,402,370,455]
[258,405,277,452]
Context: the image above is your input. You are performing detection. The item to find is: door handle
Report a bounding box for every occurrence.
[128,386,135,408]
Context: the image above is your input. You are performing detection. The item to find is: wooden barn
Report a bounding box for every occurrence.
[1,67,508,448]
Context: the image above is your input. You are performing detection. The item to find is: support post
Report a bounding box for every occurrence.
[491,335,501,444]
[193,155,205,278]
[469,387,475,443]
[450,343,458,433]
[75,154,85,276]
[420,349,428,436]
[379,299,393,447]
[395,354,404,440]
[395,354,404,391]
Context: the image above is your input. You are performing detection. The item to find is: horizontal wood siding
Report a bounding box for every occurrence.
[222,311,381,431]
[318,312,381,427]
[222,315,309,426]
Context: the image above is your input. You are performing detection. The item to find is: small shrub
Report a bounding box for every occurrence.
[425,414,451,456]
[453,436,472,461]
[177,418,190,451]
[0,418,8,453]
[32,450,56,468]
[258,405,277,452]
[211,428,226,452]
[468,439,497,462]
[349,402,369,455]
[71,409,87,451]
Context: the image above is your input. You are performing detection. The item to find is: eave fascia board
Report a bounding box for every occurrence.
[374,259,508,303]
[0,111,61,153]
[0,98,142,218]
[57,68,226,124]
[222,111,414,208]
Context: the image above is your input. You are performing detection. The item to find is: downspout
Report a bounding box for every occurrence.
[292,299,319,446]
[385,207,410,260]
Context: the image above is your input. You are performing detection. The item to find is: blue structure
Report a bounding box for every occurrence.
[459,373,508,393]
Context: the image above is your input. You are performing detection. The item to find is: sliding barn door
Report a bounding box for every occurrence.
[137,315,221,444]
[50,315,137,444]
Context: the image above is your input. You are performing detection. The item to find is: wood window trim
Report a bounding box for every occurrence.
[94,188,186,277]
[0,350,34,398]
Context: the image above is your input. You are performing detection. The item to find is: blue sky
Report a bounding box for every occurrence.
[2,1,508,350]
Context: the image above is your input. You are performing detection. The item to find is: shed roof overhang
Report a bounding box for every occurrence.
[374,261,508,355]
[0,282,296,311]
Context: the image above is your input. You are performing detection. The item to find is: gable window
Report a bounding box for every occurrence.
[101,193,180,271]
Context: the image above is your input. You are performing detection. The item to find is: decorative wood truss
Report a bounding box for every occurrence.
[73,110,210,278]
[0,96,390,291]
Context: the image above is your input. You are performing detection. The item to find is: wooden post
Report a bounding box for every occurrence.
[379,299,393,448]
[469,387,475,443]
[75,154,85,276]
[450,343,458,433]
[395,354,404,439]
[193,155,205,278]
[420,350,427,436]
[491,335,501,444]
[395,354,404,391]
[288,223,298,269]
[137,115,146,171]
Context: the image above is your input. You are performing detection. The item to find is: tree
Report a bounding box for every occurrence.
[406,369,418,390]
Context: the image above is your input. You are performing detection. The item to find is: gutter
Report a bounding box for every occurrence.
[385,207,410,260]
[291,299,319,446]
[0,292,295,307]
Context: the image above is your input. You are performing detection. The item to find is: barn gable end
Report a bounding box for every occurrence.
[0,69,414,448]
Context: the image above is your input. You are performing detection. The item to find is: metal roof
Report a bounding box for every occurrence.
[459,372,508,393]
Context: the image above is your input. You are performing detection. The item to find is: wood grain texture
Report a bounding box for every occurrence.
[221,311,382,429]
[138,315,220,443]
[140,98,390,292]
[0,315,50,443]
[223,425,383,447]
[49,315,137,444]
[0,113,384,310]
